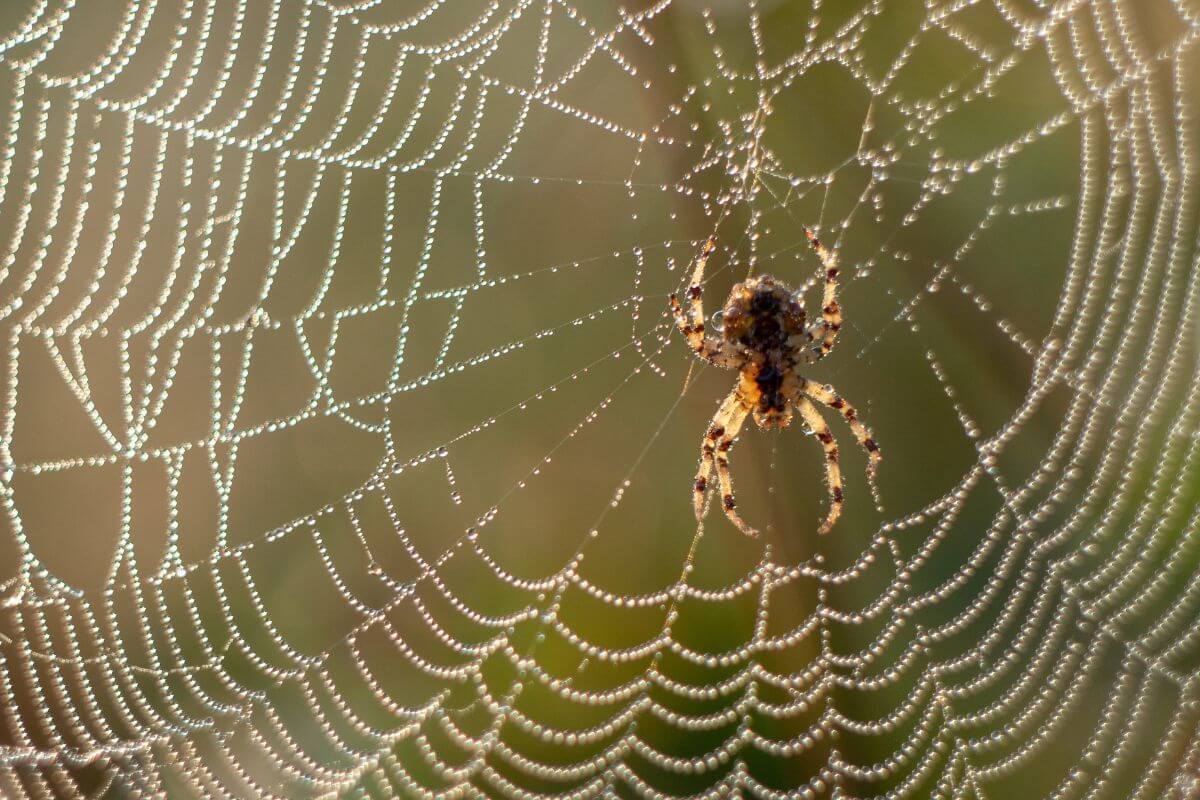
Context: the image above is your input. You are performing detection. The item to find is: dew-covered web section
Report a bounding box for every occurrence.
[0,0,1198,798]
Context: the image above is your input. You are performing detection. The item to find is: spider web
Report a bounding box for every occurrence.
[0,0,1198,797]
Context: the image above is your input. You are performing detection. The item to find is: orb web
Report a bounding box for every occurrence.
[0,0,1198,798]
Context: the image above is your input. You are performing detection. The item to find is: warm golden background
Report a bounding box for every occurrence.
[0,0,1197,797]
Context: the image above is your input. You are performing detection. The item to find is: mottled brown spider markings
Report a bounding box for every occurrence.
[669,231,881,537]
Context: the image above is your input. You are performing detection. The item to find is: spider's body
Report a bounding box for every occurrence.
[670,232,880,537]
[721,276,806,428]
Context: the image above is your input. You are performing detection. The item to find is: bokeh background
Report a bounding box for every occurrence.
[0,0,1197,797]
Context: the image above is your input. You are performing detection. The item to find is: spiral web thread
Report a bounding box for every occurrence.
[0,0,1199,797]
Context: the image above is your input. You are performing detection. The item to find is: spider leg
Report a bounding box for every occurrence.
[794,396,843,535]
[800,379,882,480]
[803,228,842,360]
[695,388,756,537]
[670,237,740,367]
[669,294,741,367]
[694,388,742,519]
[713,419,757,537]
[686,235,717,323]
[712,394,756,538]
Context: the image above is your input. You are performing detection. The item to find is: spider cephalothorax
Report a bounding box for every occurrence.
[669,231,880,537]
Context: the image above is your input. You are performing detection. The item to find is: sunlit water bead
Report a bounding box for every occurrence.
[436,447,463,505]
[609,479,633,508]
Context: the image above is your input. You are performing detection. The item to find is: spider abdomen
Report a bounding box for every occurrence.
[723,278,805,353]
[754,363,785,411]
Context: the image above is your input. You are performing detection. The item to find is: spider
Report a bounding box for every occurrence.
[669,230,881,537]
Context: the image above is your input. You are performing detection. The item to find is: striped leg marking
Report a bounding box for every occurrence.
[795,396,843,535]
[804,228,842,360]
[670,237,733,363]
[801,379,881,480]
[694,389,754,536]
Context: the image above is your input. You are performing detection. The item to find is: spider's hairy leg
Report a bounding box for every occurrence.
[670,236,739,366]
[800,379,881,479]
[803,228,842,360]
[695,389,755,536]
[714,420,758,537]
[669,295,740,366]
[686,235,718,323]
[694,389,741,519]
[669,236,716,333]
[709,391,757,537]
[795,396,843,535]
